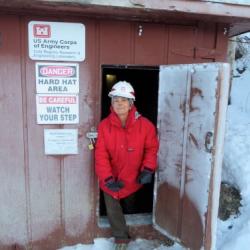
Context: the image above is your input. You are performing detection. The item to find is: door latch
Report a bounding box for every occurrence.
[205,131,213,153]
[86,127,98,150]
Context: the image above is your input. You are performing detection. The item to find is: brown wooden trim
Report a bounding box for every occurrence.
[0,0,250,36]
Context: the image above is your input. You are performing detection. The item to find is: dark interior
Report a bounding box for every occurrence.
[100,65,159,216]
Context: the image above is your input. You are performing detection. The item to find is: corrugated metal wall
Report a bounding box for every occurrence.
[0,14,228,249]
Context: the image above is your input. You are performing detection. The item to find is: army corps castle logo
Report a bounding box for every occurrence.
[33,24,51,38]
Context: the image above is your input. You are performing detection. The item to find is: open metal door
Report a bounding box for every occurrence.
[153,63,230,250]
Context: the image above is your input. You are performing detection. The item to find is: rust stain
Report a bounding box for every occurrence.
[12,244,24,250]
[155,183,179,237]
[0,243,25,250]
[191,87,203,98]
[181,191,204,250]
[78,124,87,139]
[96,222,174,246]
[190,87,203,112]
[189,132,199,149]
[185,165,194,184]
[189,100,201,111]
[175,162,182,175]
[179,101,186,115]
[0,217,94,250]
[155,183,203,249]
[130,225,174,246]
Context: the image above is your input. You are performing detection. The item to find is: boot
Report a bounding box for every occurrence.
[115,238,130,250]
[115,243,128,250]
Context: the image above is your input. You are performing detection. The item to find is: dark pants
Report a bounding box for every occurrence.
[103,192,137,240]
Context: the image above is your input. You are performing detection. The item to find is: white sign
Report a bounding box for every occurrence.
[36,62,79,94]
[44,129,78,155]
[36,94,79,124]
[28,21,85,61]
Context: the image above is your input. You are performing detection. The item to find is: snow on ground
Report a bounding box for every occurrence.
[59,238,184,250]
[60,36,250,250]
[216,57,250,250]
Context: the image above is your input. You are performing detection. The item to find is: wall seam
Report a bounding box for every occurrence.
[93,19,101,239]
[20,16,33,250]
[60,152,66,245]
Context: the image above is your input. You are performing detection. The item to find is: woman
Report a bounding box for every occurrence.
[95,81,159,250]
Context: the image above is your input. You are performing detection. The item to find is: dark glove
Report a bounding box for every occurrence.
[137,167,154,184]
[105,177,124,192]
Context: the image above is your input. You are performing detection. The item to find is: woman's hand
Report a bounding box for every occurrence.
[137,167,154,184]
[105,177,124,192]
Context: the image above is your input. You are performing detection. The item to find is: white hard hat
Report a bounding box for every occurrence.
[108,81,135,101]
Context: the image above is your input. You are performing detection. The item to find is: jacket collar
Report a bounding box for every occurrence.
[109,105,141,129]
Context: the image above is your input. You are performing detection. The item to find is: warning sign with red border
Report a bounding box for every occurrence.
[36,94,79,124]
[36,62,79,94]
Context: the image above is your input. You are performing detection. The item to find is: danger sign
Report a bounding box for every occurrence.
[28,21,85,61]
[36,63,79,94]
[36,94,79,124]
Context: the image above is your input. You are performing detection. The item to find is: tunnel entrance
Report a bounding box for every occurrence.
[99,65,159,219]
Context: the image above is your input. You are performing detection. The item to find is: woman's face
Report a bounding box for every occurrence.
[112,96,131,117]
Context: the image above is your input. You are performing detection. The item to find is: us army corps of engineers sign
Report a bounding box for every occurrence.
[28,21,85,61]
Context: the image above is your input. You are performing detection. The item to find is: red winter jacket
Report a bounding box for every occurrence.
[95,106,159,199]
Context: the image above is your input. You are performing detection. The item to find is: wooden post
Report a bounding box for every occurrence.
[227,37,236,105]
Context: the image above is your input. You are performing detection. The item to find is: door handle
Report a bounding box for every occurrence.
[205,131,213,153]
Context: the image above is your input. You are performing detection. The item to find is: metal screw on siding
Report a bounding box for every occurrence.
[91,126,96,132]
[138,25,143,36]
[223,27,228,35]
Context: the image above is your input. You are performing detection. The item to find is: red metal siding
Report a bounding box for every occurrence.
[99,21,168,65]
[168,25,197,64]
[0,16,29,249]
[99,21,132,64]
[23,16,64,248]
[23,17,97,249]
[168,23,228,64]
[63,18,97,245]
[134,23,166,65]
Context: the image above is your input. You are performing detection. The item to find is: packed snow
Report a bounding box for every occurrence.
[59,238,184,250]
[59,36,250,250]
[215,40,250,250]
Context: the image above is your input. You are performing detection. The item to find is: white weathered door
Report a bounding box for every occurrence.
[153,63,230,250]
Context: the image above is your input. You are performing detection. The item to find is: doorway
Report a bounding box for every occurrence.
[99,65,159,219]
